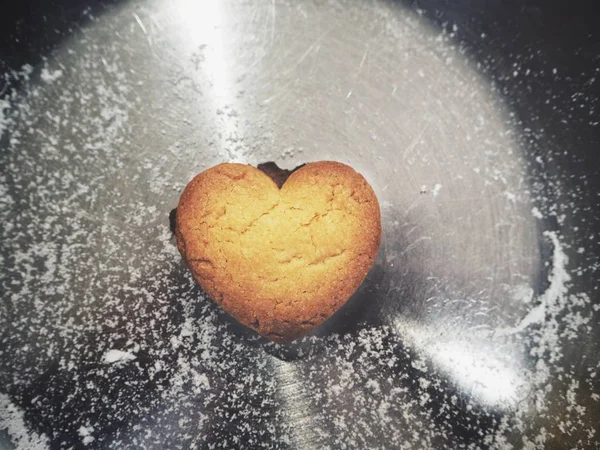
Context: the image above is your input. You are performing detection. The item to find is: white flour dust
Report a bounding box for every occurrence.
[498,231,571,335]
[103,350,137,365]
[0,393,49,450]
[0,1,599,449]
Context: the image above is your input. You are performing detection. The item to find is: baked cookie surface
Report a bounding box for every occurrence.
[175,161,381,342]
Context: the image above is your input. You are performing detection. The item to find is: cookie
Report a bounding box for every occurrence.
[175,161,381,342]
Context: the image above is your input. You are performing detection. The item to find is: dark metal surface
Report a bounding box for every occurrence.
[0,0,599,448]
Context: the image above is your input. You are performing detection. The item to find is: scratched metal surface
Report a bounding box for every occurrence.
[1,0,599,448]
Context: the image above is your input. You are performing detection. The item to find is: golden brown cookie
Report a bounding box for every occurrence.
[175,161,381,342]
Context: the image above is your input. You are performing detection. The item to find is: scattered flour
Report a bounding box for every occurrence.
[532,207,544,219]
[0,1,598,449]
[78,425,95,445]
[0,98,9,140]
[103,350,137,364]
[0,393,49,450]
[40,67,64,83]
[498,231,571,335]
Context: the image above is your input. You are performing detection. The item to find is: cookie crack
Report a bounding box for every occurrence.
[240,200,280,235]
[308,249,347,266]
[214,205,227,221]
[277,254,303,264]
[309,230,318,253]
[257,274,280,283]
[282,312,325,327]
[189,257,215,269]
[217,170,247,181]
[298,207,353,230]
[294,183,345,231]
[299,213,320,228]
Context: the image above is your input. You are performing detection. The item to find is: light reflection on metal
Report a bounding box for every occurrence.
[176,0,247,162]
[397,320,529,408]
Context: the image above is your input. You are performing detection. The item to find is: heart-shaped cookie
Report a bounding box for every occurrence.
[175,161,381,342]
